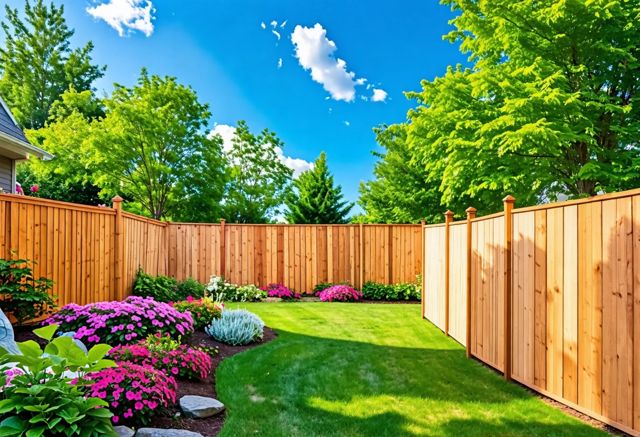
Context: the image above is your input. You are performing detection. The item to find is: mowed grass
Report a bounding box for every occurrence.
[216,303,607,437]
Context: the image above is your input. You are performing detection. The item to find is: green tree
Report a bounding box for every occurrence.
[285,152,352,224]
[0,0,104,129]
[85,70,226,221]
[363,0,640,218]
[222,121,293,223]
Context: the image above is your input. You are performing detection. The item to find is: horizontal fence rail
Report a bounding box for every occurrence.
[0,193,422,308]
[421,187,640,436]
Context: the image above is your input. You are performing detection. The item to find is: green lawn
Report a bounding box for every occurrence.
[216,303,607,437]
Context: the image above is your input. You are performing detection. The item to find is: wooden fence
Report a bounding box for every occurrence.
[421,188,640,436]
[0,193,422,307]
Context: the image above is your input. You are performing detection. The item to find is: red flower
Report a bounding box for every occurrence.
[30,184,39,193]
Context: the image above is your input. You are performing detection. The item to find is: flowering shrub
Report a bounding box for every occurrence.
[172,296,223,330]
[261,283,300,300]
[318,285,362,302]
[44,296,194,346]
[86,361,177,426]
[207,276,266,302]
[108,336,212,380]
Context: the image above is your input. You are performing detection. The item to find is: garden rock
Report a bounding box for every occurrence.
[114,426,135,437]
[179,395,225,418]
[135,429,203,437]
[0,309,20,355]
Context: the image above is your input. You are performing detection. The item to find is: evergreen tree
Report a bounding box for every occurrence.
[285,152,353,224]
[0,0,104,129]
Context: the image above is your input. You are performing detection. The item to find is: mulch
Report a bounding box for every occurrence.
[14,326,278,437]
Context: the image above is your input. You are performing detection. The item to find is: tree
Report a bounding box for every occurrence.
[285,152,352,224]
[362,0,640,218]
[85,70,227,221]
[0,0,104,129]
[222,121,293,223]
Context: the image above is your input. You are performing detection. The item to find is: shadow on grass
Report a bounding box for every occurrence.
[216,329,606,436]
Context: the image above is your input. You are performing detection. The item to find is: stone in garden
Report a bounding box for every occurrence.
[179,395,225,418]
[135,429,203,437]
[0,309,20,355]
[114,426,135,437]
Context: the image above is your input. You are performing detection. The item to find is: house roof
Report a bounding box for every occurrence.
[0,96,52,160]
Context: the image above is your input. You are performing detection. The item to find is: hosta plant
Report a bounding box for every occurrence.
[86,361,177,426]
[318,285,362,302]
[261,283,300,300]
[44,296,194,346]
[108,335,212,380]
[206,309,264,346]
[172,296,223,330]
[0,324,117,436]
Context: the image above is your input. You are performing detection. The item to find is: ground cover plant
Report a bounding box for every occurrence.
[44,296,194,346]
[206,309,264,346]
[216,303,607,437]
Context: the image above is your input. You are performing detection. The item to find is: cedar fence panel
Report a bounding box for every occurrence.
[421,187,640,436]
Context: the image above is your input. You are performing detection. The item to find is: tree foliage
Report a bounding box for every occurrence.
[285,152,352,224]
[86,70,226,221]
[0,0,104,129]
[222,121,293,223]
[361,0,640,220]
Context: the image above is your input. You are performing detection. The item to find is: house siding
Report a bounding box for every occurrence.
[0,156,13,193]
[0,100,29,143]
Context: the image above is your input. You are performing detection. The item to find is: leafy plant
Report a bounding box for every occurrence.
[0,324,116,436]
[108,335,212,380]
[0,258,56,325]
[176,277,206,300]
[313,282,352,295]
[206,309,264,346]
[133,269,179,302]
[44,296,194,346]
[172,296,223,330]
[207,276,266,302]
[361,281,421,301]
[86,361,177,426]
[318,285,362,302]
[261,284,300,300]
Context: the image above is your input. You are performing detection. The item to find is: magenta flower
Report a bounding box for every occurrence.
[318,285,362,302]
[261,283,301,300]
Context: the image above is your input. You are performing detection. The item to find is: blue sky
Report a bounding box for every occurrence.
[3,0,466,212]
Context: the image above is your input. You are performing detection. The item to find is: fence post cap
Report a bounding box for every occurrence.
[465,207,477,214]
[111,195,123,203]
[502,195,516,203]
[220,218,226,224]
[444,210,455,217]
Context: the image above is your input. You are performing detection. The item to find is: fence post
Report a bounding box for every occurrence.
[465,207,476,358]
[444,210,454,336]
[359,223,364,290]
[420,219,426,319]
[503,195,515,381]
[220,219,226,278]
[112,196,125,301]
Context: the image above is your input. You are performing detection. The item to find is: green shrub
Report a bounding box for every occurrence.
[0,258,56,325]
[172,296,223,330]
[361,281,421,301]
[205,309,264,345]
[0,324,117,436]
[133,269,205,302]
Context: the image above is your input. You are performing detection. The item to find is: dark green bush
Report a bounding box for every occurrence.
[361,281,421,301]
[133,269,205,302]
[0,258,56,325]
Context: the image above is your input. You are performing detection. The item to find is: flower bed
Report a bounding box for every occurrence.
[44,296,195,346]
[318,285,362,302]
[261,283,300,300]
[172,296,223,330]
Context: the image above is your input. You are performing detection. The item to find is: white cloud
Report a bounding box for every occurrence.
[344,121,350,127]
[210,124,313,177]
[86,0,155,37]
[277,58,283,69]
[371,88,388,102]
[260,21,266,29]
[280,20,288,28]
[270,20,278,28]
[291,23,364,102]
[271,29,281,41]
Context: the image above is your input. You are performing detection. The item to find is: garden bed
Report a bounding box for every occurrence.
[15,325,277,437]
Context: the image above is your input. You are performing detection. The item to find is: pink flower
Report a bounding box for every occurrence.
[30,184,39,193]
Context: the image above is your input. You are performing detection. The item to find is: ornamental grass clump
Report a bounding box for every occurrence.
[86,361,177,426]
[172,296,223,330]
[108,335,213,380]
[44,296,194,346]
[261,283,300,300]
[318,284,362,302]
[206,309,264,346]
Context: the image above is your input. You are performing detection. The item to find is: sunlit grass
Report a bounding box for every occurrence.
[216,303,607,436]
